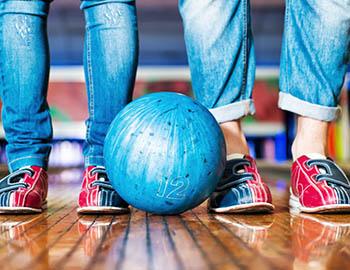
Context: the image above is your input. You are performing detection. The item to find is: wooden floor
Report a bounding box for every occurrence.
[1,169,350,270]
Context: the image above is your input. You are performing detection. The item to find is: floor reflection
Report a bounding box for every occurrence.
[2,171,350,269]
[0,215,48,269]
[213,214,275,250]
[77,215,129,270]
[291,213,350,270]
[78,216,118,257]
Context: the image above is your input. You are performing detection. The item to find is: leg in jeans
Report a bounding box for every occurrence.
[0,0,51,213]
[81,0,138,167]
[0,0,52,172]
[78,0,138,214]
[179,0,273,213]
[279,0,350,212]
[179,0,255,155]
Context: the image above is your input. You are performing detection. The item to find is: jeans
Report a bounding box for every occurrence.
[0,0,52,172]
[279,0,350,121]
[0,0,349,171]
[180,0,350,122]
[0,0,138,171]
[81,0,138,167]
[179,0,256,123]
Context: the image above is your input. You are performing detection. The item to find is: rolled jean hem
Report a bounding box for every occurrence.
[80,0,135,10]
[278,92,341,122]
[209,99,256,123]
[84,156,105,168]
[0,1,51,16]
[8,155,48,173]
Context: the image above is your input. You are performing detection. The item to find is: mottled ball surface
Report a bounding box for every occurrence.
[104,92,226,215]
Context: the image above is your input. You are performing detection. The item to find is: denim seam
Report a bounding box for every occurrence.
[9,155,48,165]
[240,0,248,100]
[285,0,290,94]
[85,27,95,165]
[0,4,4,95]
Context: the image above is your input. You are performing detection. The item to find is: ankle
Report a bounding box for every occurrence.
[220,120,250,156]
[292,136,327,160]
[292,116,328,160]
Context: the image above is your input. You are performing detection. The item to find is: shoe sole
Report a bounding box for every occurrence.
[77,206,130,215]
[290,193,350,213]
[0,201,47,214]
[209,202,274,214]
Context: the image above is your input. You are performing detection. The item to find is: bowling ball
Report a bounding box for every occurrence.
[104,92,226,215]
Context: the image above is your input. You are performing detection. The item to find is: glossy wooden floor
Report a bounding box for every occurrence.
[1,169,350,270]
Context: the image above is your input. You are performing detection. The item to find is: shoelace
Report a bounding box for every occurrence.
[90,167,115,190]
[306,159,350,189]
[216,158,255,191]
[0,167,34,193]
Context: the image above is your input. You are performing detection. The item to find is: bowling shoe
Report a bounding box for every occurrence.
[0,166,48,213]
[208,154,274,213]
[290,154,350,213]
[77,166,129,214]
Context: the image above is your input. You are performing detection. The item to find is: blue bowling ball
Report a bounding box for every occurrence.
[104,92,226,215]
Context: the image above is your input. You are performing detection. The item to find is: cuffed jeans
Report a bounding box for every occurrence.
[0,0,349,171]
[180,0,350,123]
[279,0,349,122]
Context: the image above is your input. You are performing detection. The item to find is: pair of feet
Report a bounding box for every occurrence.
[210,154,350,214]
[0,165,128,214]
[0,154,349,214]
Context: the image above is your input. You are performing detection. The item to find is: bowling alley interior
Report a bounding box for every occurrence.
[1,1,350,269]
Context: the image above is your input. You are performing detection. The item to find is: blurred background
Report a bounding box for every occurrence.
[1,0,349,176]
[49,0,284,66]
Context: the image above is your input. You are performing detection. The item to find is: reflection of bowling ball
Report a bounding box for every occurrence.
[104,92,226,214]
